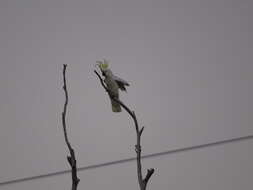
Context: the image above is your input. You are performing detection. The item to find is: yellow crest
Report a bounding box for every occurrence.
[99,63,108,70]
[96,59,109,70]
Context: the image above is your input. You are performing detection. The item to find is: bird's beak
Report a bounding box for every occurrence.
[95,62,101,69]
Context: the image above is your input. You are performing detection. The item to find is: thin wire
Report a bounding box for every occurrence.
[1,134,253,186]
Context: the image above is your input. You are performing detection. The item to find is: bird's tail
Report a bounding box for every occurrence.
[110,98,121,112]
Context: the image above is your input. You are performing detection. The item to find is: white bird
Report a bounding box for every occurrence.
[96,59,129,112]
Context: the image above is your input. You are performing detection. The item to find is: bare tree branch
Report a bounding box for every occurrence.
[62,64,80,190]
[94,70,154,190]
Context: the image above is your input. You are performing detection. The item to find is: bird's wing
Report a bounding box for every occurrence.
[112,74,130,91]
[112,75,129,86]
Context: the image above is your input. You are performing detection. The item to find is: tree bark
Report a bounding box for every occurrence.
[95,70,154,190]
[62,64,80,190]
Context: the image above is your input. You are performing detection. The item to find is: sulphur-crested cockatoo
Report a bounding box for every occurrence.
[96,59,129,112]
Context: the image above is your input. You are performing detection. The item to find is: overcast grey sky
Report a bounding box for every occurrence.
[0,0,252,189]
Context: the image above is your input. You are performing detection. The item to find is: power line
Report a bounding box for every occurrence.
[1,134,253,186]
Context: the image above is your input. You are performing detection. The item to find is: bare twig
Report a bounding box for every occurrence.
[94,70,154,190]
[62,64,80,190]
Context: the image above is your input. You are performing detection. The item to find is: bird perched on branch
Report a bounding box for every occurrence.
[96,59,129,112]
